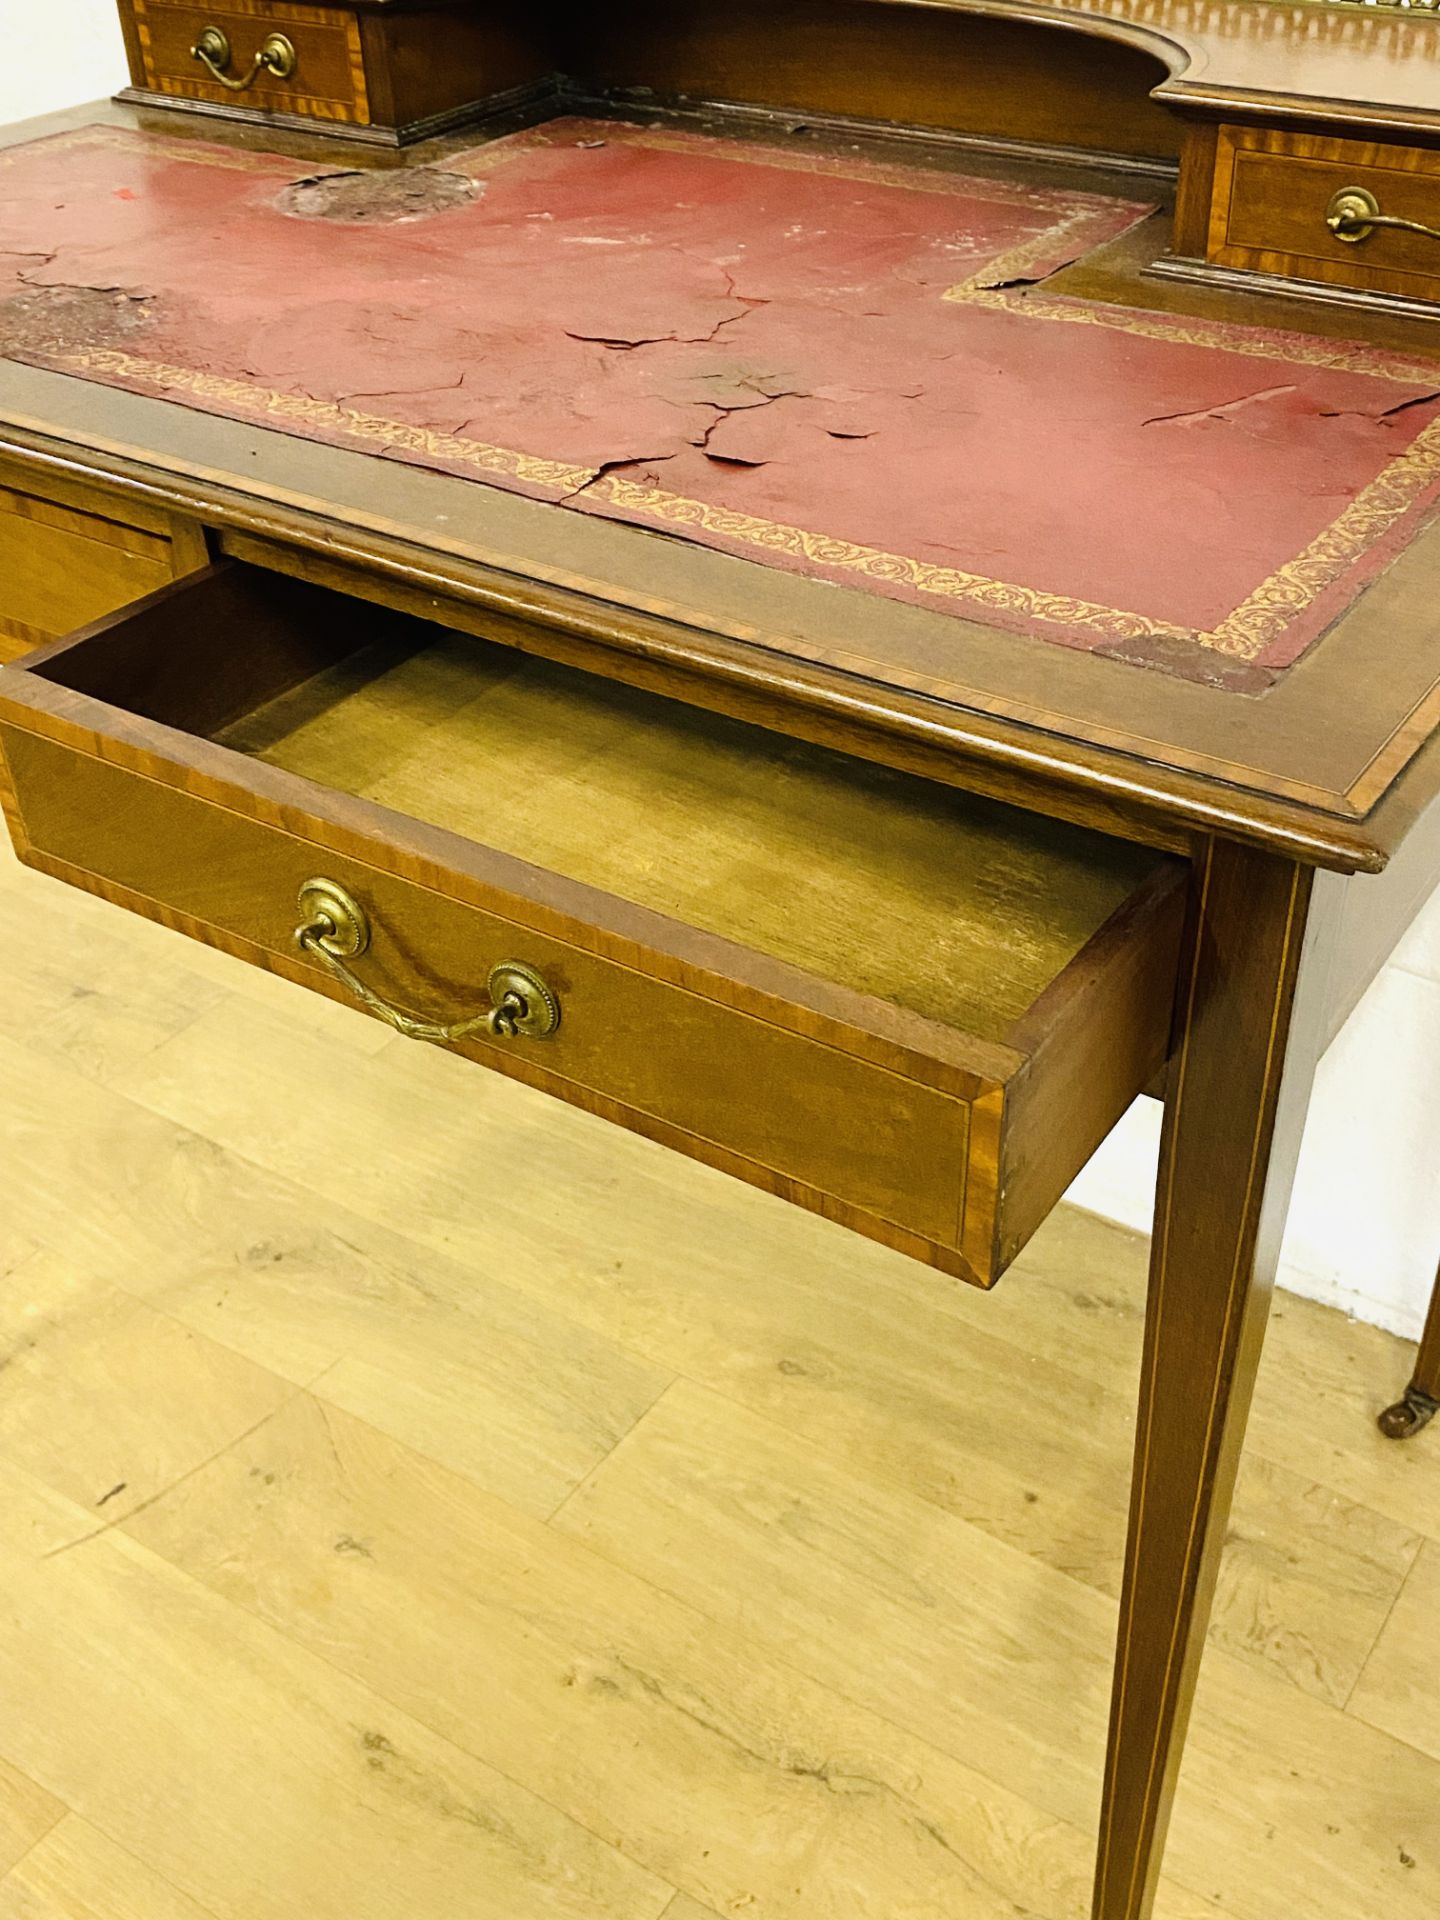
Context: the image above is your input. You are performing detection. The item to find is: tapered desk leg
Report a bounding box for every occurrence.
[1092,840,1339,1920]
[1378,1262,1440,1439]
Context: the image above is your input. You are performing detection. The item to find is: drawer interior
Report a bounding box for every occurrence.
[31,566,1166,1047]
[3,563,1184,1282]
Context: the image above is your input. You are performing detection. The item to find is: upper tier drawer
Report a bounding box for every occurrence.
[0,563,1184,1286]
[130,0,371,125]
[1209,124,1440,304]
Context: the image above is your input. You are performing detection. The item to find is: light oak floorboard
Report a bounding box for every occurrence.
[1348,1538,1440,1763]
[971,1198,1440,1555]
[0,1250,294,1526]
[0,1817,219,1920]
[0,1464,670,1920]
[552,1379,1438,1920]
[0,878,224,1088]
[0,843,392,1061]
[3,1239,40,1285]
[122,1391,1201,1920]
[122,999,1177,1565]
[961,1204,1430,1700]
[0,1759,65,1882]
[2,835,1438,1920]
[0,1035,673,1521]
[1244,1296,1440,1551]
[125,997,1428,1697]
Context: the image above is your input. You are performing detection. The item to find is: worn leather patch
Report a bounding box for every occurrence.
[3,119,1437,688]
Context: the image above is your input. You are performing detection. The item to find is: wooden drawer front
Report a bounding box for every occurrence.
[1,723,973,1252]
[132,0,370,125]
[0,481,197,665]
[0,564,1184,1286]
[1211,125,1440,302]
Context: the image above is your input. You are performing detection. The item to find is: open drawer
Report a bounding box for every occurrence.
[0,563,1186,1286]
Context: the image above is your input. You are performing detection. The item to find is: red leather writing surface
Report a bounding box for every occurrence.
[4,120,1438,689]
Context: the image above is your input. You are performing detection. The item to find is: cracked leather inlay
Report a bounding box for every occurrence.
[3,119,1439,689]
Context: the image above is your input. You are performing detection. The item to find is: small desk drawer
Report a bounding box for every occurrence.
[130,0,370,126]
[1210,124,1440,304]
[0,564,1184,1286]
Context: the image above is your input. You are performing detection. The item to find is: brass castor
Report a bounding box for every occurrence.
[1377,1386,1440,1440]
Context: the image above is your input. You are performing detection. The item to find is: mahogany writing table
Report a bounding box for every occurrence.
[2,8,1439,1915]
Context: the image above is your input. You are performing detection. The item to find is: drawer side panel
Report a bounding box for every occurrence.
[0,489,175,663]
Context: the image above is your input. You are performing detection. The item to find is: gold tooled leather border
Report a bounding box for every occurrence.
[9,121,1440,668]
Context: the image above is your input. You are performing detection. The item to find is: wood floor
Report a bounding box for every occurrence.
[0,830,1436,1920]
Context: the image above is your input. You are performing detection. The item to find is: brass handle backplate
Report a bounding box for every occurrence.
[1326,186,1440,248]
[191,25,298,91]
[294,878,561,1045]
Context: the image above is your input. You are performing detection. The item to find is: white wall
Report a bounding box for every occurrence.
[1069,891,1440,1341]
[8,10,1439,1341]
[10,4,128,127]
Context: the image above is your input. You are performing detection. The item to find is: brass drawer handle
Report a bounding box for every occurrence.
[190,25,298,91]
[294,878,561,1044]
[1326,186,1440,248]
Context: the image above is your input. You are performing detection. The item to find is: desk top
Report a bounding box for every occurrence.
[4,98,1440,872]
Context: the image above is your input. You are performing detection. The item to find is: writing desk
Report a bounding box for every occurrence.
[2,7,1439,1914]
